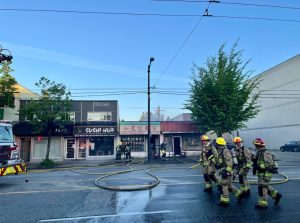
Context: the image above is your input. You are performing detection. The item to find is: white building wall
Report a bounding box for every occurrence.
[240,55,300,150]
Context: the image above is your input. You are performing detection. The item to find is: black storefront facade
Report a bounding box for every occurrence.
[14,100,119,163]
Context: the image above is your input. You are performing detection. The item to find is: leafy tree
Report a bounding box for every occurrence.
[185,43,260,137]
[19,77,71,161]
[0,61,17,108]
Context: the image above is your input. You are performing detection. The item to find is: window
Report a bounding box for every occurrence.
[33,137,61,159]
[68,112,75,123]
[120,136,145,152]
[87,112,112,121]
[89,136,114,156]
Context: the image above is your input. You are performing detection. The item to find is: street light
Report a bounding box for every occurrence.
[147,57,155,162]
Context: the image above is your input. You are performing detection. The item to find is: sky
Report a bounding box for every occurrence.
[1,0,300,121]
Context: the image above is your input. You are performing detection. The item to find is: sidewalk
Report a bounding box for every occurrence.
[26,157,198,170]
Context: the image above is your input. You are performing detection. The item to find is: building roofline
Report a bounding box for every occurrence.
[251,54,300,80]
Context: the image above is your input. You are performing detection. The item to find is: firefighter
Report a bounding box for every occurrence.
[160,140,167,160]
[233,137,252,197]
[115,141,122,160]
[199,135,219,192]
[215,137,242,206]
[124,142,131,161]
[253,138,282,209]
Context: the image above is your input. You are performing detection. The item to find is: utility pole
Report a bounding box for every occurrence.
[147,57,155,162]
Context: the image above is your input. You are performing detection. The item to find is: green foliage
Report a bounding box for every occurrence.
[185,43,260,136]
[39,159,55,168]
[0,62,17,108]
[19,77,71,159]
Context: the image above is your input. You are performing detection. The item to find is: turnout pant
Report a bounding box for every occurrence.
[257,172,278,207]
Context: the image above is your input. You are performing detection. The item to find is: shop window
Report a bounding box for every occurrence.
[33,137,61,159]
[89,136,114,156]
[120,136,145,152]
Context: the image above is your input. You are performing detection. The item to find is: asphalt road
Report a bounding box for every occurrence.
[0,151,300,223]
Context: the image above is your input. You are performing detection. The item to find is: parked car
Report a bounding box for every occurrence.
[280,141,300,152]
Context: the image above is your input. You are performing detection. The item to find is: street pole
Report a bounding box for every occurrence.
[147,57,155,162]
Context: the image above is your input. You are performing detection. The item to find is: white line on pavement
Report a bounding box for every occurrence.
[38,210,174,222]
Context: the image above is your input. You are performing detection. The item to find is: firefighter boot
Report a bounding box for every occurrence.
[255,198,268,209]
[274,193,282,205]
[204,184,213,192]
[218,195,229,207]
[235,190,243,202]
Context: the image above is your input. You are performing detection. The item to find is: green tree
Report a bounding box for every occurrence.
[185,43,260,136]
[19,77,71,161]
[0,61,17,108]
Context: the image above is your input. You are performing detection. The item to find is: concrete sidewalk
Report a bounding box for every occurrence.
[26,157,198,170]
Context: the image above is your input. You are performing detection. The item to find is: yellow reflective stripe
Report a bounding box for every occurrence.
[240,185,248,192]
[220,195,229,203]
[226,167,233,173]
[205,183,212,188]
[246,163,252,168]
[265,172,272,177]
[259,163,266,169]
[235,190,242,197]
[258,198,268,206]
[271,190,278,198]
[208,155,214,160]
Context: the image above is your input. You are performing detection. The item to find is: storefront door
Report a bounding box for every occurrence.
[173,136,181,155]
[77,138,87,159]
[66,138,75,159]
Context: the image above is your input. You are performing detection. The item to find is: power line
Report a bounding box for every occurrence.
[212,15,300,23]
[152,0,300,11]
[0,8,200,17]
[153,3,212,88]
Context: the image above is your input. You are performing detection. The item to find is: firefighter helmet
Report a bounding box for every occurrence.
[253,138,265,147]
[233,137,243,144]
[201,135,210,141]
[216,137,226,146]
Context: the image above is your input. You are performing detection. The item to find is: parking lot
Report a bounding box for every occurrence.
[0,151,300,223]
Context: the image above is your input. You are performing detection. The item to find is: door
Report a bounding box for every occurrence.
[66,138,75,159]
[78,138,87,159]
[173,136,181,155]
[20,138,31,162]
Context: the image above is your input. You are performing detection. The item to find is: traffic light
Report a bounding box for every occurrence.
[0,53,13,63]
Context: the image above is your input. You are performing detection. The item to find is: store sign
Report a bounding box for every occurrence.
[120,124,160,135]
[74,126,117,136]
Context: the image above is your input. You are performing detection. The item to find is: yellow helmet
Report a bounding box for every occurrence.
[201,135,210,141]
[233,137,243,144]
[216,137,226,146]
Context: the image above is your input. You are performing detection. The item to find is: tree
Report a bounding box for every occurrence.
[19,77,71,161]
[185,43,260,137]
[0,61,17,108]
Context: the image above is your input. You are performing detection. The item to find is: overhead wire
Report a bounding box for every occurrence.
[152,0,300,11]
[152,2,212,88]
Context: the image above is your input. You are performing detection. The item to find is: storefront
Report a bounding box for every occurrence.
[119,121,160,158]
[15,100,119,163]
[67,125,118,160]
[160,121,202,156]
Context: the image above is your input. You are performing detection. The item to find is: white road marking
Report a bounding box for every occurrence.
[38,210,174,222]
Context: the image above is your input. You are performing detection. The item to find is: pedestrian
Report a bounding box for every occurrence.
[252,138,282,209]
[160,140,167,160]
[215,137,242,206]
[199,135,219,192]
[233,137,252,197]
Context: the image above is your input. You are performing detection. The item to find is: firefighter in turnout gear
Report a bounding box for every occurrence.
[215,137,242,206]
[253,138,282,209]
[199,135,219,192]
[233,137,252,197]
